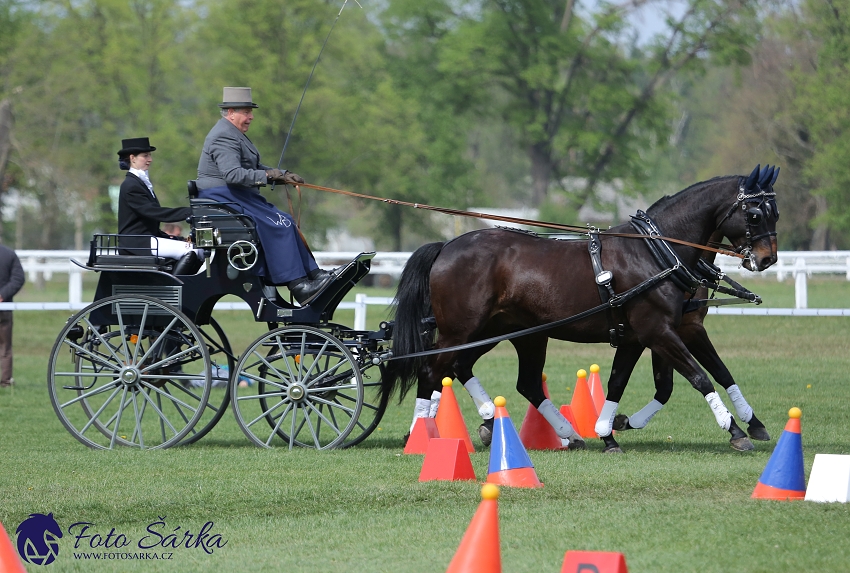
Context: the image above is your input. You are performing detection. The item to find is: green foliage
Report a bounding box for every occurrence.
[793,0,850,241]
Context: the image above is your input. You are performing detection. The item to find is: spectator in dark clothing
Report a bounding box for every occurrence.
[0,245,24,387]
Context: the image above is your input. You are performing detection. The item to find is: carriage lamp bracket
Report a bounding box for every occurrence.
[194,219,220,248]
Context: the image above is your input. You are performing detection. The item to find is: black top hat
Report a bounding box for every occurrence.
[117,137,156,156]
[218,87,259,109]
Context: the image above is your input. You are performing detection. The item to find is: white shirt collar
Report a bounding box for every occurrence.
[129,168,155,196]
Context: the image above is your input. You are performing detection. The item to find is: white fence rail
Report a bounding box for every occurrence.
[6,250,850,321]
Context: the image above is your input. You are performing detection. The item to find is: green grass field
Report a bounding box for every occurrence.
[2,279,850,572]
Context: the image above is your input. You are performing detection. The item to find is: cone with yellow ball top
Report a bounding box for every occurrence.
[445,484,502,573]
[435,378,475,454]
[486,396,543,488]
[752,407,806,500]
[588,364,606,413]
[569,369,599,439]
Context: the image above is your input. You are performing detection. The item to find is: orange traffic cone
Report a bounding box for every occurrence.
[752,407,806,500]
[446,484,501,573]
[420,438,477,482]
[570,369,599,439]
[588,364,606,413]
[486,396,543,488]
[0,520,27,573]
[404,417,441,454]
[435,378,475,453]
[520,375,566,450]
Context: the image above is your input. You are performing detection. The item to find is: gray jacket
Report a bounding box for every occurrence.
[0,245,24,303]
[197,118,271,191]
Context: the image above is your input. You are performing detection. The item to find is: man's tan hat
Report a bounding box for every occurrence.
[219,87,259,109]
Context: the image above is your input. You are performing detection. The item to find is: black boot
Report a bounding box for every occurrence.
[173,251,202,275]
[307,267,332,280]
[288,275,332,305]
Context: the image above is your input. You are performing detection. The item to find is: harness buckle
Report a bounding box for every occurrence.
[595,270,613,286]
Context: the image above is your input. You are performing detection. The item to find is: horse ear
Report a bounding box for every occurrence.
[770,166,780,186]
[759,166,775,187]
[746,164,760,189]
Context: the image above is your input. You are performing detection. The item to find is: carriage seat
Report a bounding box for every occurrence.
[187,180,258,248]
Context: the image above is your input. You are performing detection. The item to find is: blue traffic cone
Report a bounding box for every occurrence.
[486,396,542,488]
[752,407,805,500]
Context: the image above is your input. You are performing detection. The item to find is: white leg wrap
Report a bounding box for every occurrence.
[410,398,431,433]
[428,391,441,418]
[725,384,753,423]
[629,399,664,429]
[705,391,732,431]
[462,376,495,419]
[594,400,619,437]
[537,399,576,439]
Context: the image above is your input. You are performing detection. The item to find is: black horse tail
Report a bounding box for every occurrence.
[381,241,444,402]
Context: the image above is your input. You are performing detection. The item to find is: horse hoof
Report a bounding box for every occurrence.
[402,432,410,447]
[603,445,624,454]
[478,418,494,447]
[730,436,754,451]
[748,426,771,441]
[612,414,632,431]
[568,436,586,450]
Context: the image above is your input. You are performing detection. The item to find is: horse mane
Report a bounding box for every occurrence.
[646,175,737,216]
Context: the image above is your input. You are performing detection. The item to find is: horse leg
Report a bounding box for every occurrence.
[404,359,444,443]
[613,350,674,433]
[648,327,753,451]
[454,343,499,446]
[684,324,770,441]
[593,343,644,453]
[511,335,585,450]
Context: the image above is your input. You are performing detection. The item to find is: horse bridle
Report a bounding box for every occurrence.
[718,178,779,267]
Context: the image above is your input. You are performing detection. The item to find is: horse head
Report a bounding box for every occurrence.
[718,164,780,271]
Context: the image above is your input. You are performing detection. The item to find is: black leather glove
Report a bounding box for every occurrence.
[266,168,286,183]
[283,171,305,185]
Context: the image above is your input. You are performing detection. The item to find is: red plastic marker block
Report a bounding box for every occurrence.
[404,417,441,454]
[561,551,628,573]
[419,438,476,482]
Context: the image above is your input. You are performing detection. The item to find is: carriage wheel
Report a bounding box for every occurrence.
[176,317,233,445]
[48,295,211,450]
[338,362,389,448]
[231,326,363,449]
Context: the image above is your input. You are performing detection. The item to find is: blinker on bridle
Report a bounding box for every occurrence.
[719,180,778,265]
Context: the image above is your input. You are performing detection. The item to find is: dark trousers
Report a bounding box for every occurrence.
[0,311,12,384]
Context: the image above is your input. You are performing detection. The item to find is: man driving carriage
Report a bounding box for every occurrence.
[196,87,331,304]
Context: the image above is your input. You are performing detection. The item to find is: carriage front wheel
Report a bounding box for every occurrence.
[48,295,212,449]
[231,326,364,449]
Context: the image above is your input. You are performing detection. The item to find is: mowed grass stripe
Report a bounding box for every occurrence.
[1,312,849,571]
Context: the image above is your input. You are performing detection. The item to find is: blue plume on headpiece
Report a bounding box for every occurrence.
[770,166,780,186]
[745,165,760,190]
[759,165,775,188]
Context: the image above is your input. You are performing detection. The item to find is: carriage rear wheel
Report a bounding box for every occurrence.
[231,326,363,449]
[48,295,211,449]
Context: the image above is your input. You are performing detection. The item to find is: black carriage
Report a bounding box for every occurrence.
[48,183,392,450]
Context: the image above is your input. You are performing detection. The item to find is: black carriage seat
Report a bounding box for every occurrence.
[85,234,180,271]
[187,180,259,247]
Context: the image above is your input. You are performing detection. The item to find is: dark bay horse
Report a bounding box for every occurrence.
[596,166,780,452]
[382,167,779,451]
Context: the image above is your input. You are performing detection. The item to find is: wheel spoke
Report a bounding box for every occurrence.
[77,386,123,436]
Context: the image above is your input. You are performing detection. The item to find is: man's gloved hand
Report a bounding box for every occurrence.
[266,168,286,182]
[283,171,305,185]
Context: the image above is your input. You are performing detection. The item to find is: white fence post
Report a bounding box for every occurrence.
[354,293,367,331]
[794,257,808,309]
[69,263,83,305]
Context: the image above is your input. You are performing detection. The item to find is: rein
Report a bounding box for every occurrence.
[381,266,677,362]
[295,182,746,260]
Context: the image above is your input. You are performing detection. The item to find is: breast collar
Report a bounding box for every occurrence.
[629,210,702,294]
